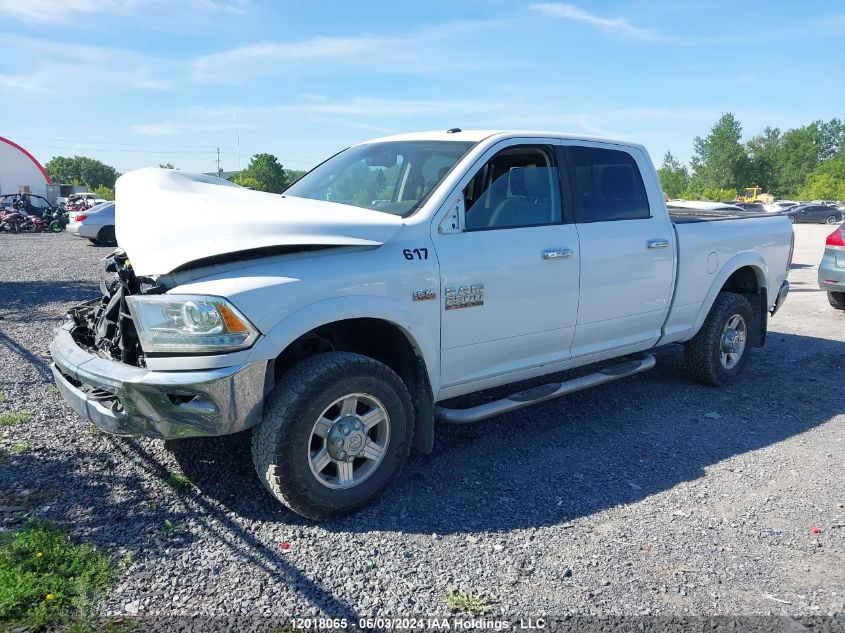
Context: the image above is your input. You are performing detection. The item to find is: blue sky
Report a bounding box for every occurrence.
[1,1,843,174]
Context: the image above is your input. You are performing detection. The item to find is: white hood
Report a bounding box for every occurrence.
[115,168,404,275]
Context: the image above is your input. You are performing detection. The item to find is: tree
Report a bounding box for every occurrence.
[746,127,782,194]
[230,153,287,193]
[777,124,822,197]
[689,113,748,194]
[45,156,119,189]
[817,118,845,161]
[799,154,845,200]
[93,185,115,201]
[231,175,268,192]
[657,151,689,199]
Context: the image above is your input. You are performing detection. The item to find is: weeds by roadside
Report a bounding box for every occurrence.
[165,473,191,491]
[443,589,488,616]
[0,410,33,426]
[11,441,33,454]
[0,519,117,630]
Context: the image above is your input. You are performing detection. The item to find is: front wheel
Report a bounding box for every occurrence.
[251,352,414,520]
[826,215,838,224]
[829,292,845,310]
[49,220,64,233]
[788,214,796,224]
[684,292,754,386]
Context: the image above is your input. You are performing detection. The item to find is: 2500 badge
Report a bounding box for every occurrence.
[445,284,485,310]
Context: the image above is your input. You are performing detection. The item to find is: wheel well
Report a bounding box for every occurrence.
[720,266,767,347]
[273,318,435,453]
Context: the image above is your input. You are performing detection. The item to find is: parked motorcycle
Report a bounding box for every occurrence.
[41,206,70,232]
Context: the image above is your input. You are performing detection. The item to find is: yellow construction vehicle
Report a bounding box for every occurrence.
[737,186,774,204]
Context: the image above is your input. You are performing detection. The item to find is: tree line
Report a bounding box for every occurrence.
[43,153,307,198]
[658,113,845,201]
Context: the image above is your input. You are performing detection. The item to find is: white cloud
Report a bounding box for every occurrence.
[0,0,248,23]
[191,19,506,84]
[529,3,658,41]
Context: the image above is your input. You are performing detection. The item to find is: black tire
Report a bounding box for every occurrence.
[251,352,414,520]
[97,225,117,247]
[828,292,845,310]
[826,215,838,224]
[788,214,796,224]
[88,238,100,245]
[684,292,754,387]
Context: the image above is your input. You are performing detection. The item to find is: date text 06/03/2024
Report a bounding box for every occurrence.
[289,617,547,630]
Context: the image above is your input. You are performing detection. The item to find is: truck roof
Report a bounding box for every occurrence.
[361,129,645,151]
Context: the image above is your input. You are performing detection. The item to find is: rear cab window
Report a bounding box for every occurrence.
[568,146,650,222]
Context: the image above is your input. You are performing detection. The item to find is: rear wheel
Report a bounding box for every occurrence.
[251,352,414,520]
[684,292,754,386]
[826,215,838,224]
[828,292,845,310]
[97,225,117,247]
[788,214,796,224]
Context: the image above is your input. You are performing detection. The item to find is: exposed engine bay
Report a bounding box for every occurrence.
[67,251,162,368]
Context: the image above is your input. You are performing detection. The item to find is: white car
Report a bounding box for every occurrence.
[763,201,799,213]
[66,201,116,246]
[50,130,793,520]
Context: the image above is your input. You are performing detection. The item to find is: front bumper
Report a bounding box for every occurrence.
[50,324,270,439]
[770,280,789,316]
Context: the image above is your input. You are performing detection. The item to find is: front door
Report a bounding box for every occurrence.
[433,141,581,389]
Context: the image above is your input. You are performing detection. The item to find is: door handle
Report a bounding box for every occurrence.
[543,248,574,260]
[646,239,670,249]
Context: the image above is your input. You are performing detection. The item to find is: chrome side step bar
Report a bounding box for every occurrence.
[435,353,656,424]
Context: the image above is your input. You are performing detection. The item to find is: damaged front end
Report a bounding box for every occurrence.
[67,250,162,368]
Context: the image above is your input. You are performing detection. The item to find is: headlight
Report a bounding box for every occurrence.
[126,295,259,354]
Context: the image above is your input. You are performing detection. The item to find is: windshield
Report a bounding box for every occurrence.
[284,140,475,216]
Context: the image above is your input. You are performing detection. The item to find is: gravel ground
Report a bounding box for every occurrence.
[1,226,843,622]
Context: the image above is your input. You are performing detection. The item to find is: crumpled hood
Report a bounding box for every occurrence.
[115,168,404,275]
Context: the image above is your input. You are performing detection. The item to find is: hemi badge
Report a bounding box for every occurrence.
[412,289,437,302]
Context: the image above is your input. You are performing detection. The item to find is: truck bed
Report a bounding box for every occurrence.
[668,207,780,223]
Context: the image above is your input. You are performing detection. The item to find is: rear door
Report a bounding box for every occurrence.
[565,143,675,357]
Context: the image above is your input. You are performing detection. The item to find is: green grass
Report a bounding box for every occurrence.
[10,442,32,455]
[0,519,116,630]
[0,410,33,427]
[443,589,488,616]
[165,473,191,491]
[0,392,7,405]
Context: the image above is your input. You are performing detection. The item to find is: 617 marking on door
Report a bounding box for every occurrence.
[403,248,428,260]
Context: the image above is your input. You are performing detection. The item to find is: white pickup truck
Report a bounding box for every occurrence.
[50,130,793,519]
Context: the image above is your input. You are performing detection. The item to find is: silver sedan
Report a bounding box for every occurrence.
[66,201,117,246]
[819,224,845,310]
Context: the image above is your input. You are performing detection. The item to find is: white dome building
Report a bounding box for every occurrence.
[0,135,51,198]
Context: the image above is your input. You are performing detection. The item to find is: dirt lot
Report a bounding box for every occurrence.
[0,224,843,620]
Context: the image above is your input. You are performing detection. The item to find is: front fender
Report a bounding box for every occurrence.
[689,251,767,338]
[245,295,440,394]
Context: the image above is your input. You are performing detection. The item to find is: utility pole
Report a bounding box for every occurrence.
[216,147,222,178]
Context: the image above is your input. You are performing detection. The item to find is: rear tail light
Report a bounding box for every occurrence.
[75,214,88,222]
[826,227,845,249]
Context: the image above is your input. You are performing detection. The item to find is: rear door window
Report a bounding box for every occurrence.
[569,146,650,222]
